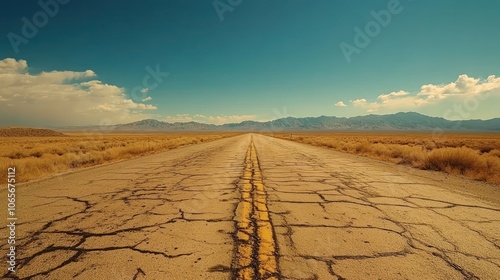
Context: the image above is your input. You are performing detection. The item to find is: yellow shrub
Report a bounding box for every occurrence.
[0,133,236,183]
[425,147,479,174]
[268,132,500,183]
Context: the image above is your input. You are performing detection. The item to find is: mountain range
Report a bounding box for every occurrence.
[56,112,500,132]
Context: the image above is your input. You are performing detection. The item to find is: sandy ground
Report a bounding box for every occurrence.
[1,134,498,279]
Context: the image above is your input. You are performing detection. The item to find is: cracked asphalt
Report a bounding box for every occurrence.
[1,134,499,279]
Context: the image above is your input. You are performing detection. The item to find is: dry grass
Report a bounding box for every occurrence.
[269,132,500,183]
[0,132,238,183]
[0,127,65,137]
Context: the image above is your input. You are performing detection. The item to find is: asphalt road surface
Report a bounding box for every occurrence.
[1,134,499,279]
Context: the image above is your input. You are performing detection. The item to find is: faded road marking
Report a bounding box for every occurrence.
[233,141,279,279]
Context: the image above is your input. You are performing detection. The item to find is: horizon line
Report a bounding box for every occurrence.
[3,111,499,128]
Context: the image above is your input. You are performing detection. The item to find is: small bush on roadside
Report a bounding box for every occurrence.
[425,147,479,174]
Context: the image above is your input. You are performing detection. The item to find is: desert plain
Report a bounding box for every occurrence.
[1,130,499,279]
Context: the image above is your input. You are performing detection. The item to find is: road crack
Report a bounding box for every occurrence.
[232,141,281,280]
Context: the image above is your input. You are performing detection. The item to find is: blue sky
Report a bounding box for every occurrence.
[1,0,499,125]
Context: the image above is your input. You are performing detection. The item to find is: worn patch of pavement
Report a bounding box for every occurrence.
[1,134,499,279]
[253,134,500,280]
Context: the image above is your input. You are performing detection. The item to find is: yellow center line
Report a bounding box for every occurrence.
[233,141,279,280]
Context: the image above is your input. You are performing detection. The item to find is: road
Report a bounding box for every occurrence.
[1,134,499,279]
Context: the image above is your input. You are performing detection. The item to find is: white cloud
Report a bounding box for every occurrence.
[0,58,156,126]
[351,98,367,106]
[140,88,149,93]
[351,74,500,119]
[335,101,347,107]
[0,58,27,74]
[378,90,410,103]
[142,96,152,102]
[164,114,257,125]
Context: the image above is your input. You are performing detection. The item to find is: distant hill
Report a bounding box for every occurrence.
[222,112,500,131]
[115,119,217,131]
[54,112,500,132]
[0,128,66,137]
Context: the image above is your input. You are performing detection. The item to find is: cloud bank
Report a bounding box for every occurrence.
[339,75,500,119]
[0,58,156,126]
